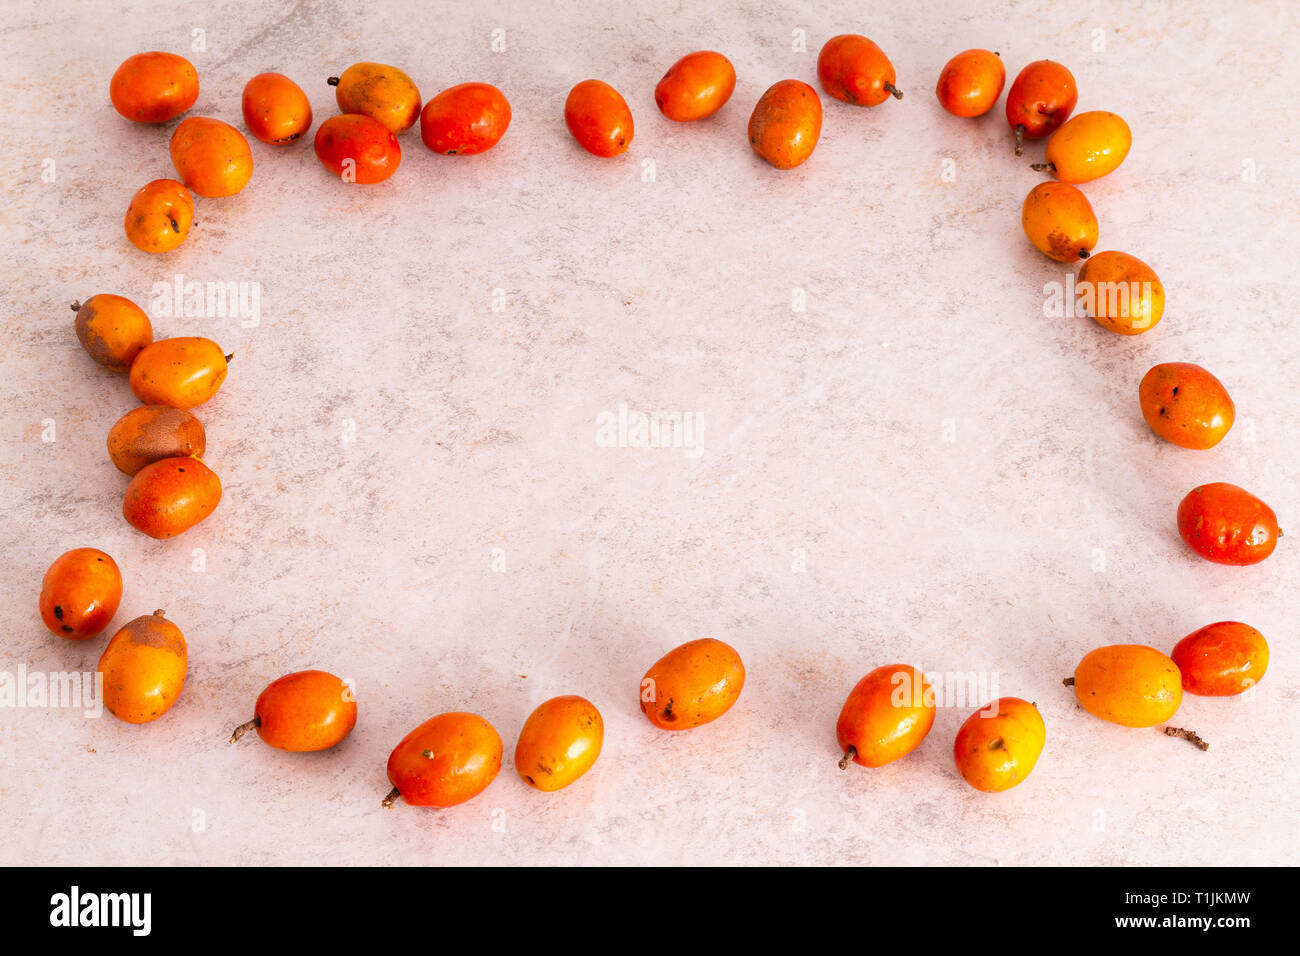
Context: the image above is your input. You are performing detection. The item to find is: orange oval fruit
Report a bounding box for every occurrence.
[654,51,736,121]
[107,405,206,476]
[514,695,604,792]
[565,79,634,157]
[816,34,902,106]
[1006,59,1077,153]
[640,638,745,730]
[39,548,123,640]
[122,457,222,539]
[1170,622,1268,696]
[1071,645,1181,728]
[1076,250,1164,335]
[329,62,421,134]
[836,664,936,768]
[242,72,313,145]
[170,117,254,197]
[129,337,229,409]
[1044,110,1132,184]
[73,294,153,372]
[313,113,402,183]
[1138,363,1234,449]
[384,712,503,808]
[98,610,187,723]
[935,49,1005,118]
[748,79,822,169]
[124,179,194,253]
[953,697,1045,792]
[1177,482,1279,566]
[231,670,358,751]
[110,52,198,123]
[1022,182,1098,262]
[419,82,512,155]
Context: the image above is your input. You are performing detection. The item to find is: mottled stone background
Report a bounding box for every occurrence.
[2,0,1297,865]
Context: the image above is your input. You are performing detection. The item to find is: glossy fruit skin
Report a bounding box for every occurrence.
[1071,645,1181,728]
[39,548,122,640]
[1177,483,1278,566]
[1022,182,1098,262]
[1139,363,1234,449]
[514,695,604,791]
[330,62,421,134]
[748,79,822,169]
[73,294,153,372]
[420,83,512,155]
[252,670,357,751]
[122,457,222,539]
[640,638,745,730]
[98,610,187,724]
[1006,60,1077,142]
[169,117,254,198]
[107,405,206,476]
[1171,622,1268,696]
[816,34,900,106]
[124,179,194,253]
[655,51,736,121]
[1045,111,1132,183]
[242,72,313,145]
[313,114,402,183]
[837,665,936,767]
[953,698,1045,793]
[1076,251,1164,335]
[935,49,1005,118]
[387,712,502,807]
[129,337,228,409]
[110,52,198,123]
[565,80,634,157]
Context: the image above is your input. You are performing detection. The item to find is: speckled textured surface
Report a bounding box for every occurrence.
[3,0,1298,866]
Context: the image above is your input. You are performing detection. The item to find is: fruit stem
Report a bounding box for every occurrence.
[153,609,166,617]
[228,716,260,744]
[1062,676,1075,686]
[327,76,340,87]
[883,82,903,100]
[1164,727,1209,751]
[225,353,235,363]
[70,301,81,312]
[1077,249,1091,260]
[1014,124,1025,156]
[838,745,857,770]
[1030,162,1055,172]
[382,786,401,808]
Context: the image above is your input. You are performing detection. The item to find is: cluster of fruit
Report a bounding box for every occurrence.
[39,36,1276,811]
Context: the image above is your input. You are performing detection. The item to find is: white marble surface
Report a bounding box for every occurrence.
[3,0,1298,866]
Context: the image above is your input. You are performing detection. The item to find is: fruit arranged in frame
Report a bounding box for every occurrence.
[1037,110,1131,184]
[1022,182,1098,262]
[514,695,604,791]
[107,405,206,476]
[1177,482,1279,566]
[1068,645,1181,728]
[124,179,194,253]
[420,82,512,155]
[229,670,358,751]
[836,664,935,768]
[39,548,122,640]
[1138,363,1235,449]
[122,456,222,539]
[98,610,187,723]
[384,712,502,808]
[242,72,313,145]
[640,638,745,730]
[654,51,737,121]
[72,294,153,372]
[935,48,1004,118]
[1171,622,1268,697]
[564,80,634,157]
[110,51,198,123]
[1006,59,1077,154]
[748,79,822,169]
[953,697,1045,793]
[816,34,902,105]
[1076,250,1164,335]
[313,113,402,183]
[169,117,254,198]
[328,62,421,134]
[129,336,229,409]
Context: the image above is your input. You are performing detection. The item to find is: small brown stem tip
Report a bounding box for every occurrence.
[1030,162,1055,172]
[228,717,260,744]
[1062,676,1075,686]
[1164,727,1209,751]
[382,786,401,808]
[1078,249,1091,259]
[327,76,340,86]
[1014,124,1025,156]
[838,745,857,770]
[70,301,82,312]
[884,82,903,100]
